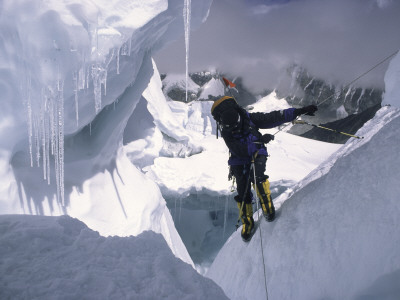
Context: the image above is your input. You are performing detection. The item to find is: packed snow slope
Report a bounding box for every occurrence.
[207,53,400,300]
[0,0,211,264]
[0,214,228,300]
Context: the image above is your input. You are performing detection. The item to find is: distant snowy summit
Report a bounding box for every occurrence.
[160,71,258,105]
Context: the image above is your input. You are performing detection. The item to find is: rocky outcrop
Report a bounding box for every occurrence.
[278,66,383,124]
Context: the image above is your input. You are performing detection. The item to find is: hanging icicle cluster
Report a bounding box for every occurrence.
[25,76,65,206]
[21,12,139,207]
[22,25,136,207]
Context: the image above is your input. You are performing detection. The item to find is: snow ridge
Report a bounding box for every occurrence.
[0,214,228,300]
[207,105,400,299]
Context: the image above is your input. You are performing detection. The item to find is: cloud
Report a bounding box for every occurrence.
[154,0,400,93]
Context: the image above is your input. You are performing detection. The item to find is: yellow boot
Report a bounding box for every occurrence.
[237,202,255,241]
[256,179,275,222]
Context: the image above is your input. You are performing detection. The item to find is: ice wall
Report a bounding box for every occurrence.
[0,0,212,263]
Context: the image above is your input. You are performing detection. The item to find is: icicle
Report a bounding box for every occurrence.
[57,79,65,206]
[86,66,90,89]
[46,113,50,185]
[78,66,85,90]
[26,77,33,167]
[33,115,40,167]
[41,92,51,185]
[78,53,86,90]
[41,94,47,180]
[49,98,56,156]
[183,0,191,102]
[54,116,60,206]
[53,87,60,204]
[91,64,105,113]
[91,56,109,113]
[103,70,107,96]
[73,71,79,127]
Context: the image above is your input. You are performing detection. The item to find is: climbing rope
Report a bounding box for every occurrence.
[251,157,269,300]
[317,49,399,107]
[273,48,400,136]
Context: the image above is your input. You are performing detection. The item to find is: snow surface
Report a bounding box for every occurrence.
[0,214,228,300]
[247,91,292,113]
[383,51,400,108]
[207,53,400,300]
[146,128,340,197]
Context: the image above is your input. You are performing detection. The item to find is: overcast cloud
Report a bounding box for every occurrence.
[154,0,400,93]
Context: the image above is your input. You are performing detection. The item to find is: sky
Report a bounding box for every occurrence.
[154,0,400,93]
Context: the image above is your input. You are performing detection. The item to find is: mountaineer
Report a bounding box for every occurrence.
[211,96,317,241]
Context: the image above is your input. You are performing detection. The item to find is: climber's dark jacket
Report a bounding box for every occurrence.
[220,107,297,165]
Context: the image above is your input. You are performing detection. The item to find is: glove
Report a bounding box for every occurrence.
[260,134,274,144]
[296,105,318,116]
